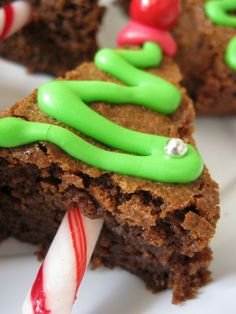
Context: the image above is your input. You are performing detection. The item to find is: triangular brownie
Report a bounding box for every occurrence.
[0,43,219,304]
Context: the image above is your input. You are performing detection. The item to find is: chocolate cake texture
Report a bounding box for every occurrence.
[0,0,105,76]
[0,52,219,304]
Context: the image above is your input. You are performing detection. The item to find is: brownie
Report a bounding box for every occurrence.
[0,57,219,304]
[0,0,105,76]
[173,0,236,115]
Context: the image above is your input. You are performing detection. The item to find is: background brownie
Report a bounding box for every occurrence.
[173,0,236,115]
[118,0,236,115]
[0,0,105,76]
[0,58,219,303]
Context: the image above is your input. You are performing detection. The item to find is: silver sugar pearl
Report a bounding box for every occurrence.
[164,138,188,157]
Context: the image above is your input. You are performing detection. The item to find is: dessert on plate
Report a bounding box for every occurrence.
[0,45,219,305]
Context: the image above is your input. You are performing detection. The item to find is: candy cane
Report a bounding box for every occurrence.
[0,1,31,42]
[22,208,103,314]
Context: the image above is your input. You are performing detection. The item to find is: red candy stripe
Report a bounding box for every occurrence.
[30,264,51,314]
[0,4,14,41]
[30,208,87,313]
[68,208,87,301]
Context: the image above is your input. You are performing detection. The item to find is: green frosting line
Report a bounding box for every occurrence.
[0,42,203,183]
[205,0,236,71]
[205,0,236,27]
[225,36,236,71]
[94,43,180,114]
[0,117,203,183]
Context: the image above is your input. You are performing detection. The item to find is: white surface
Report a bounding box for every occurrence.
[0,3,236,314]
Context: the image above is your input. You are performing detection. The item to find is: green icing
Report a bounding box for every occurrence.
[94,43,180,114]
[205,0,236,71]
[205,0,236,27]
[0,117,203,183]
[225,36,236,71]
[0,42,203,183]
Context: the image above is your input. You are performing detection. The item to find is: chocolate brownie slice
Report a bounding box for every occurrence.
[0,0,105,76]
[173,0,236,115]
[0,52,219,304]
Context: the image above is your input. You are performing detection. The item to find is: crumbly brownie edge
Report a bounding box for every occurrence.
[93,223,213,304]
[0,156,215,304]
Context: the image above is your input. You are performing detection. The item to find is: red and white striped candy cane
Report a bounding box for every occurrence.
[22,208,103,314]
[0,1,31,42]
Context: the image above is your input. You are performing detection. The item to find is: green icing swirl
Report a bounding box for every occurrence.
[205,0,236,71]
[0,42,203,183]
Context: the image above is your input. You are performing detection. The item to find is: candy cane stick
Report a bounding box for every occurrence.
[0,1,31,42]
[22,208,103,314]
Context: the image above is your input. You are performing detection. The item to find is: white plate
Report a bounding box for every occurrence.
[0,3,236,313]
